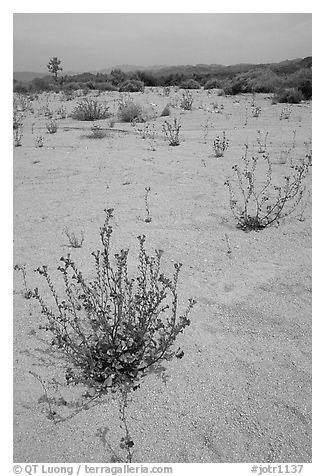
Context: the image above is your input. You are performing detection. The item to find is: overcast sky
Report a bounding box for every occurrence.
[13,13,312,72]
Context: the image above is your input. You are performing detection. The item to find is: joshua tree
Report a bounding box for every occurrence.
[47,57,63,82]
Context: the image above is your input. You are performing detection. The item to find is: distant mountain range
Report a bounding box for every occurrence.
[13,57,311,83]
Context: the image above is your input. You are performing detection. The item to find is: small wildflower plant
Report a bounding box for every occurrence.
[224,145,310,231]
[213,131,229,157]
[71,98,111,121]
[163,118,181,146]
[14,263,32,299]
[32,208,195,395]
[31,209,196,461]
[179,90,194,111]
[89,124,107,139]
[64,228,85,248]
[251,106,261,118]
[46,119,58,134]
[279,106,292,121]
[256,130,269,154]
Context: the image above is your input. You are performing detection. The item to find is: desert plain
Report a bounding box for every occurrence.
[13,87,312,463]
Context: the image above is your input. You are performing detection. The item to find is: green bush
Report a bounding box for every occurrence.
[31,77,57,92]
[118,101,143,122]
[249,69,282,93]
[63,82,83,91]
[298,80,312,100]
[179,79,201,89]
[96,82,118,91]
[13,82,30,94]
[225,146,310,231]
[32,209,196,394]
[274,88,303,104]
[70,98,112,121]
[204,78,224,90]
[119,80,145,93]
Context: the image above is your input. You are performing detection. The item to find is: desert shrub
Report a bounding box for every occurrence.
[204,78,224,90]
[179,79,201,90]
[31,77,57,92]
[13,82,30,94]
[70,98,112,121]
[46,119,58,134]
[163,118,181,146]
[284,68,312,100]
[96,82,118,91]
[297,79,312,100]
[273,88,303,104]
[249,69,282,93]
[133,71,158,87]
[179,90,194,110]
[213,131,229,157]
[63,82,83,91]
[119,80,145,93]
[224,75,251,95]
[160,104,171,117]
[118,101,143,123]
[224,145,310,231]
[88,124,107,139]
[109,69,128,87]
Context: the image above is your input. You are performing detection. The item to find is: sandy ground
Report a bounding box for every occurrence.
[13,88,312,463]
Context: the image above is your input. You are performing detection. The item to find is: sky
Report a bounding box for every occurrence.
[13,13,312,73]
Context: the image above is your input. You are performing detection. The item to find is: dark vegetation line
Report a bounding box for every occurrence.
[13,56,312,103]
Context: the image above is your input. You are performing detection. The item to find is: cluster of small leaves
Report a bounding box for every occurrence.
[213,131,229,157]
[70,98,112,121]
[179,90,194,111]
[224,145,310,231]
[163,118,181,146]
[32,209,196,395]
[46,119,58,134]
